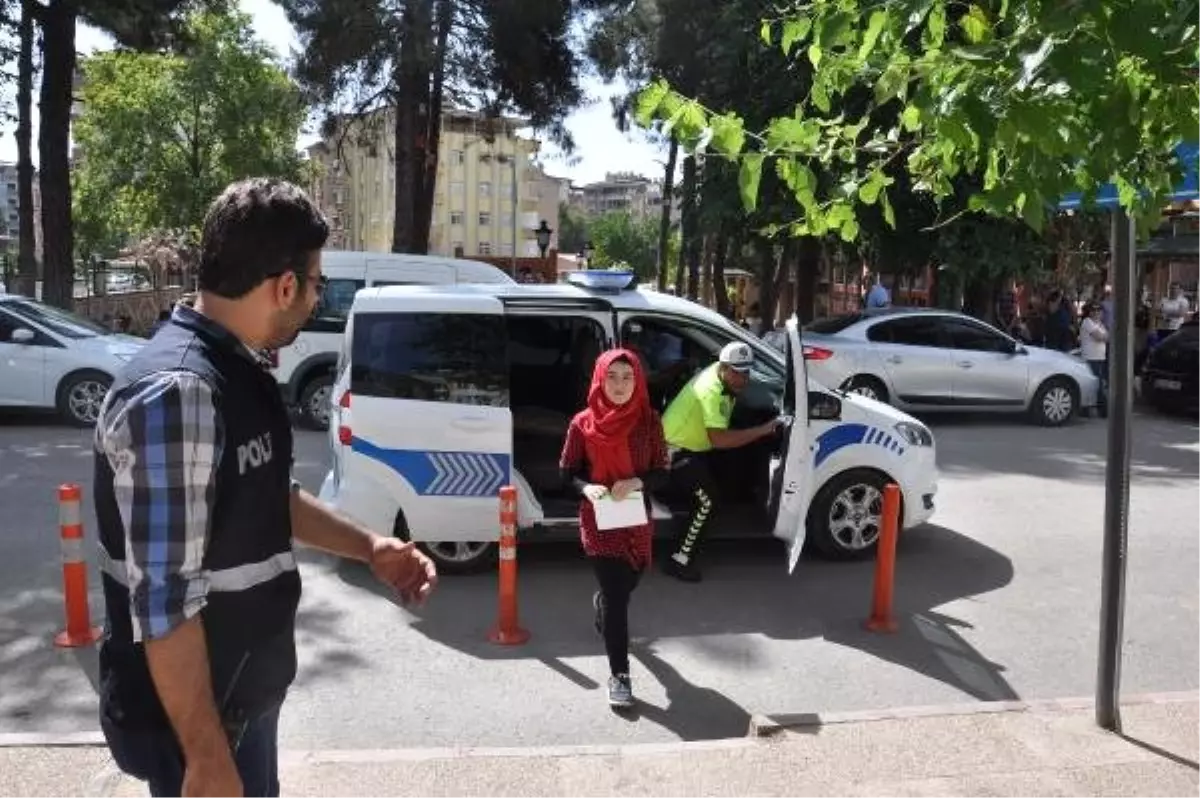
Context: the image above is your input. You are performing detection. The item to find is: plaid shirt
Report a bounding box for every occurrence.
[94,308,280,642]
[559,411,668,568]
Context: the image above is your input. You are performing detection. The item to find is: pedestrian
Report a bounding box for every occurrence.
[659,342,779,582]
[1080,302,1109,418]
[1157,282,1191,340]
[559,349,667,708]
[93,178,437,798]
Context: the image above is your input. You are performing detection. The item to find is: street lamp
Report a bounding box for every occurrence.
[534,220,553,259]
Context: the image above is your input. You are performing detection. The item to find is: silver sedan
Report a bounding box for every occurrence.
[801,309,1101,426]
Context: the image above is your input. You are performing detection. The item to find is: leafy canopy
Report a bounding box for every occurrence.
[635,0,1199,240]
[73,10,307,253]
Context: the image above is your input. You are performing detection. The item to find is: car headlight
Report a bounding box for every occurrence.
[894,421,933,447]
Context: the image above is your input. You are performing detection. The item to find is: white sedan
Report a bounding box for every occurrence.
[0,295,143,425]
[802,308,1100,426]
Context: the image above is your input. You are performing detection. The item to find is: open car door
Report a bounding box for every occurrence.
[766,316,813,573]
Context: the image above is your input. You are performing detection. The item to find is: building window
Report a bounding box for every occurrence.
[451,149,465,165]
[479,212,491,227]
[450,211,464,226]
[478,241,492,255]
[451,240,464,254]
[479,181,492,197]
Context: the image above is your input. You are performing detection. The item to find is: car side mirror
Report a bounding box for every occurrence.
[808,391,842,421]
[10,328,35,344]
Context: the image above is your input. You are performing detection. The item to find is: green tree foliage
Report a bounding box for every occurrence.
[73,11,307,255]
[587,212,660,280]
[35,0,221,308]
[636,0,1198,240]
[558,201,588,254]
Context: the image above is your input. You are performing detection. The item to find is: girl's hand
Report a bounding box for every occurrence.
[610,478,643,501]
[583,484,609,502]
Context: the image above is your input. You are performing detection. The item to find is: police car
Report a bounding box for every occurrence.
[318,272,939,573]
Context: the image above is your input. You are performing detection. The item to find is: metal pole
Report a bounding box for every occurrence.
[510,155,518,277]
[1096,207,1135,732]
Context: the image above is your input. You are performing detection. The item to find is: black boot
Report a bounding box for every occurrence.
[662,554,702,582]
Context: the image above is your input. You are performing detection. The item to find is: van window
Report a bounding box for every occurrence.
[351,313,509,406]
[306,277,365,333]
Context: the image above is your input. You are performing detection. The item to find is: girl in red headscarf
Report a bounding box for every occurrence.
[559,348,668,708]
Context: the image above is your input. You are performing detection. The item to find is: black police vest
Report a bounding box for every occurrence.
[94,313,301,730]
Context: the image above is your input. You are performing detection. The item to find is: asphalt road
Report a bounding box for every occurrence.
[0,408,1196,749]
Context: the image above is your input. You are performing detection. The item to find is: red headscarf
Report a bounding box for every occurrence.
[578,348,651,485]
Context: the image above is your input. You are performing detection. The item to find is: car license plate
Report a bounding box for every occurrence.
[1154,378,1182,391]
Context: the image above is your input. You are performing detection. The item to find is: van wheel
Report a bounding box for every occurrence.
[806,469,893,561]
[393,511,497,575]
[298,373,334,431]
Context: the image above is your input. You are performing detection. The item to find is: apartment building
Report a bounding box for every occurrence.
[308,108,544,257]
[575,171,658,218]
[0,163,41,262]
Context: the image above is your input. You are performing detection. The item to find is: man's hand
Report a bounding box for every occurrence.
[182,751,243,797]
[610,478,643,501]
[758,418,783,439]
[369,536,438,606]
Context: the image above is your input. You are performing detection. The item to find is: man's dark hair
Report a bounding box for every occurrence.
[198,178,329,299]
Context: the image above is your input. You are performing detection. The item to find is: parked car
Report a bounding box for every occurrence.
[318,273,939,574]
[1140,315,1199,415]
[273,250,515,430]
[801,308,1100,426]
[0,295,143,425]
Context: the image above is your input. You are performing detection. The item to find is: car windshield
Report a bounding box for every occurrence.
[804,314,865,335]
[7,299,112,339]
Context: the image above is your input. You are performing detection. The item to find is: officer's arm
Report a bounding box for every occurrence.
[707,425,774,449]
[289,487,377,562]
[112,374,238,780]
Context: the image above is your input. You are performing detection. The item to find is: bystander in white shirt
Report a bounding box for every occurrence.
[1159,294,1191,331]
[1080,315,1108,362]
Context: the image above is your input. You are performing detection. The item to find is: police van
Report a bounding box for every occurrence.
[318,272,939,573]
[273,251,515,429]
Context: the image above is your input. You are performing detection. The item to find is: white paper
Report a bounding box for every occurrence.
[589,490,648,530]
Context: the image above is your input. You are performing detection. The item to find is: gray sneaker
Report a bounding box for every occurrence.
[608,674,634,708]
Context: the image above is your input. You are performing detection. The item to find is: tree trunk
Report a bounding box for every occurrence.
[37,0,76,309]
[15,0,38,298]
[655,136,678,291]
[711,225,732,318]
[677,154,697,298]
[755,238,782,333]
[391,0,433,254]
[793,236,820,323]
[414,0,452,254]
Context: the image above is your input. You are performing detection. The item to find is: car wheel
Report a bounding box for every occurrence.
[57,371,112,427]
[393,510,496,575]
[298,373,334,431]
[1031,378,1077,426]
[843,375,889,404]
[807,468,894,561]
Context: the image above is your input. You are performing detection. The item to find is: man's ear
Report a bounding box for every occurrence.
[271,271,298,309]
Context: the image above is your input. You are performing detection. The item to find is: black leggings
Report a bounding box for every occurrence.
[591,557,642,676]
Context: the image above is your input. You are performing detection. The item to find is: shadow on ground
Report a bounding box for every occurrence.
[338,521,1017,740]
[920,412,1198,484]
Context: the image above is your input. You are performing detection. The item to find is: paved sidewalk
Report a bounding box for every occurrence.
[2,694,1196,797]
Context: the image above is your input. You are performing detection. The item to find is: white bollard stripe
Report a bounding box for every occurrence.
[60,536,85,564]
[498,548,516,561]
[59,499,82,528]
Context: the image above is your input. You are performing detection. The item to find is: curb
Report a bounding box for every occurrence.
[747,690,1200,737]
[1,690,1194,754]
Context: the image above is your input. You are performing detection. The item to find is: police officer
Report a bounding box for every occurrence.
[93,179,437,797]
[660,342,779,582]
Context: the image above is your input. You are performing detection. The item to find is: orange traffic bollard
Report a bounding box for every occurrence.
[55,484,102,648]
[865,483,902,634]
[488,485,530,646]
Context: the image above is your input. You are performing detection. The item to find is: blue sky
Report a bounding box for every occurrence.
[0,0,665,186]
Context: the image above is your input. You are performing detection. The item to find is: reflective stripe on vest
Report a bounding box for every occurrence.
[97,546,297,593]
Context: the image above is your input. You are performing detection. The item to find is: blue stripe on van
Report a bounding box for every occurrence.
[350,437,511,497]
